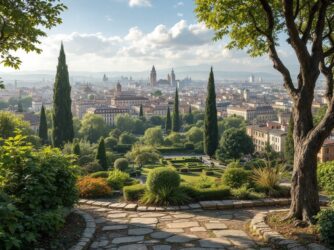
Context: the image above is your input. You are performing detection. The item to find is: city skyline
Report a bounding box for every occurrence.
[1,0,298,76]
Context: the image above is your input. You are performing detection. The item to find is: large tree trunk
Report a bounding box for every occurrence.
[288,141,320,223]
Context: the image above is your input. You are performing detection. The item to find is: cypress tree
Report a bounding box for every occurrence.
[204,67,218,157]
[52,43,74,147]
[17,101,23,112]
[188,105,194,124]
[96,138,108,170]
[285,115,294,164]
[139,104,144,118]
[73,142,81,156]
[165,106,172,134]
[172,88,180,132]
[38,105,48,144]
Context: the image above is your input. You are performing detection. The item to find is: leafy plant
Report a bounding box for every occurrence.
[222,167,250,188]
[114,158,129,171]
[77,177,112,198]
[316,208,334,247]
[107,169,131,190]
[318,161,334,195]
[123,184,146,201]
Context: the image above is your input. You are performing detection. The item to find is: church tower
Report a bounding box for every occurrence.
[150,66,157,86]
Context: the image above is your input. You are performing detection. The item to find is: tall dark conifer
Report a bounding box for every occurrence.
[96,138,108,170]
[165,106,172,134]
[285,115,294,164]
[172,88,180,132]
[52,43,74,147]
[188,105,194,124]
[139,104,144,118]
[17,101,23,112]
[38,105,48,144]
[204,67,218,157]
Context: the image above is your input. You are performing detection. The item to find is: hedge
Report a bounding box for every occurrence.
[123,184,146,201]
[180,185,231,201]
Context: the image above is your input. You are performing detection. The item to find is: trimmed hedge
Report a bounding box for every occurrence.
[90,171,109,178]
[123,184,146,201]
[181,185,231,201]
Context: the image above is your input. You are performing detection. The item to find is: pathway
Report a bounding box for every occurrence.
[79,204,279,250]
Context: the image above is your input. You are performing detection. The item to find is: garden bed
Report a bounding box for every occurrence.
[35,212,86,249]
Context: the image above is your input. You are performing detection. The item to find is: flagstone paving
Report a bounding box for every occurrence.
[79,204,279,250]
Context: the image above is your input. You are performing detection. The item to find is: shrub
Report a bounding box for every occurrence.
[205,170,214,176]
[90,171,109,178]
[140,188,190,206]
[82,160,103,173]
[252,166,287,196]
[184,142,195,150]
[107,169,131,190]
[318,161,334,195]
[181,185,231,201]
[123,184,146,201]
[317,208,334,247]
[180,167,189,173]
[114,158,129,171]
[231,186,265,200]
[222,167,250,188]
[146,167,180,194]
[77,177,112,198]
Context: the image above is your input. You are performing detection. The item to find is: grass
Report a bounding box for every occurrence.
[179,172,218,183]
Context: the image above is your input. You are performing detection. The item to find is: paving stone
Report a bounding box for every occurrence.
[213,229,249,238]
[102,225,128,231]
[125,204,138,211]
[141,213,165,217]
[112,236,144,244]
[307,243,329,250]
[128,228,153,235]
[117,244,148,250]
[130,217,158,224]
[173,213,195,219]
[167,221,199,229]
[188,203,201,209]
[152,245,172,250]
[199,238,230,248]
[165,234,198,243]
[164,228,184,233]
[190,227,206,232]
[150,231,173,239]
[107,213,128,218]
[204,222,227,230]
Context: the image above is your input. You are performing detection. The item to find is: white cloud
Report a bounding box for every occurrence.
[5,20,283,73]
[105,15,113,22]
[177,13,183,17]
[174,1,184,8]
[128,0,151,7]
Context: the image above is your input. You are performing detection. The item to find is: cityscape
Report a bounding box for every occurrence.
[0,1,334,250]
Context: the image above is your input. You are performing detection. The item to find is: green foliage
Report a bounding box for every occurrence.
[218,116,246,136]
[126,144,160,167]
[204,68,218,157]
[96,138,108,170]
[318,161,334,195]
[107,169,131,190]
[252,166,288,196]
[222,167,250,188]
[0,111,31,139]
[73,142,81,156]
[52,44,74,147]
[119,132,137,145]
[186,126,203,144]
[183,106,194,124]
[146,167,181,194]
[114,158,129,171]
[143,126,164,145]
[115,114,146,134]
[181,185,231,201]
[231,186,264,200]
[165,132,185,145]
[140,187,190,206]
[139,104,144,118]
[172,88,180,132]
[90,171,109,178]
[123,184,146,201]
[105,136,118,149]
[38,105,48,145]
[165,106,172,134]
[218,128,254,159]
[316,208,334,247]
[0,134,78,249]
[0,0,66,69]
[79,113,108,143]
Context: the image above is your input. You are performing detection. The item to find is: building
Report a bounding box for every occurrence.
[171,68,176,86]
[111,95,149,108]
[317,139,334,163]
[247,124,287,153]
[227,105,276,123]
[87,107,129,126]
[150,66,157,86]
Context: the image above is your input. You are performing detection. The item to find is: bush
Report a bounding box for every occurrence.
[82,160,103,173]
[123,184,146,201]
[180,167,189,173]
[252,166,287,196]
[146,167,180,194]
[222,167,250,188]
[184,142,195,150]
[0,136,78,249]
[90,171,109,178]
[181,185,231,201]
[231,186,265,200]
[114,158,129,171]
[205,170,214,176]
[107,169,131,190]
[140,188,190,206]
[317,208,334,247]
[318,161,334,195]
[77,177,112,198]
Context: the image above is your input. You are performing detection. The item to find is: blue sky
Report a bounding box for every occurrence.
[4,0,297,77]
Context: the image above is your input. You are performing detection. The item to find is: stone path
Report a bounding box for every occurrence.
[79,204,280,250]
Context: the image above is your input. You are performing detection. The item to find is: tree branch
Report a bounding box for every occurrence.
[301,1,320,43]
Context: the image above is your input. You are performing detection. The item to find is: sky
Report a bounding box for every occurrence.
[2,0,298,76]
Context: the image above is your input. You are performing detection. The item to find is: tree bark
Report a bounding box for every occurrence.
[288,141,320,223]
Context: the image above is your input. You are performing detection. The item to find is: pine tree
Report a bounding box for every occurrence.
[165,106,172,134]
[38,105,48,144]
[285,115,294,164]
[188,105,194,124]
[96,138,108,170]
[204,67,219,157]
[172,88,180,132]
[139,104,144,118]
[52,43,74,147]
[17,101,23,112]
[73,142,81,156]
